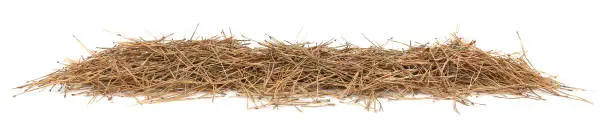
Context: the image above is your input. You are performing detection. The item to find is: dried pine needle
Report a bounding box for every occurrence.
[14,32,589,111]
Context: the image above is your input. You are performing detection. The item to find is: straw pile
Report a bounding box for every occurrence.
[14,32,588,111]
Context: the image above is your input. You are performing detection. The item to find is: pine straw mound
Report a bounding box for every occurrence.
[15,33,588,111]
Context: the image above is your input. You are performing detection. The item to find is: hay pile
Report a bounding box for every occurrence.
[14,33,588,111]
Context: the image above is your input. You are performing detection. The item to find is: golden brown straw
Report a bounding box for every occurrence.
[14,32,589,112]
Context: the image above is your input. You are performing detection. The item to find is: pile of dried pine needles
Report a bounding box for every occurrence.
[14,32,589,112]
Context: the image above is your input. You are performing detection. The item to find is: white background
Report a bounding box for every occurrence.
[1,0,610,129]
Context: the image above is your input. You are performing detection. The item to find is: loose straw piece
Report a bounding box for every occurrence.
[72,35,94,55]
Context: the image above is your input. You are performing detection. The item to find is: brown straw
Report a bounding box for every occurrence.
[14,32,589,112]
